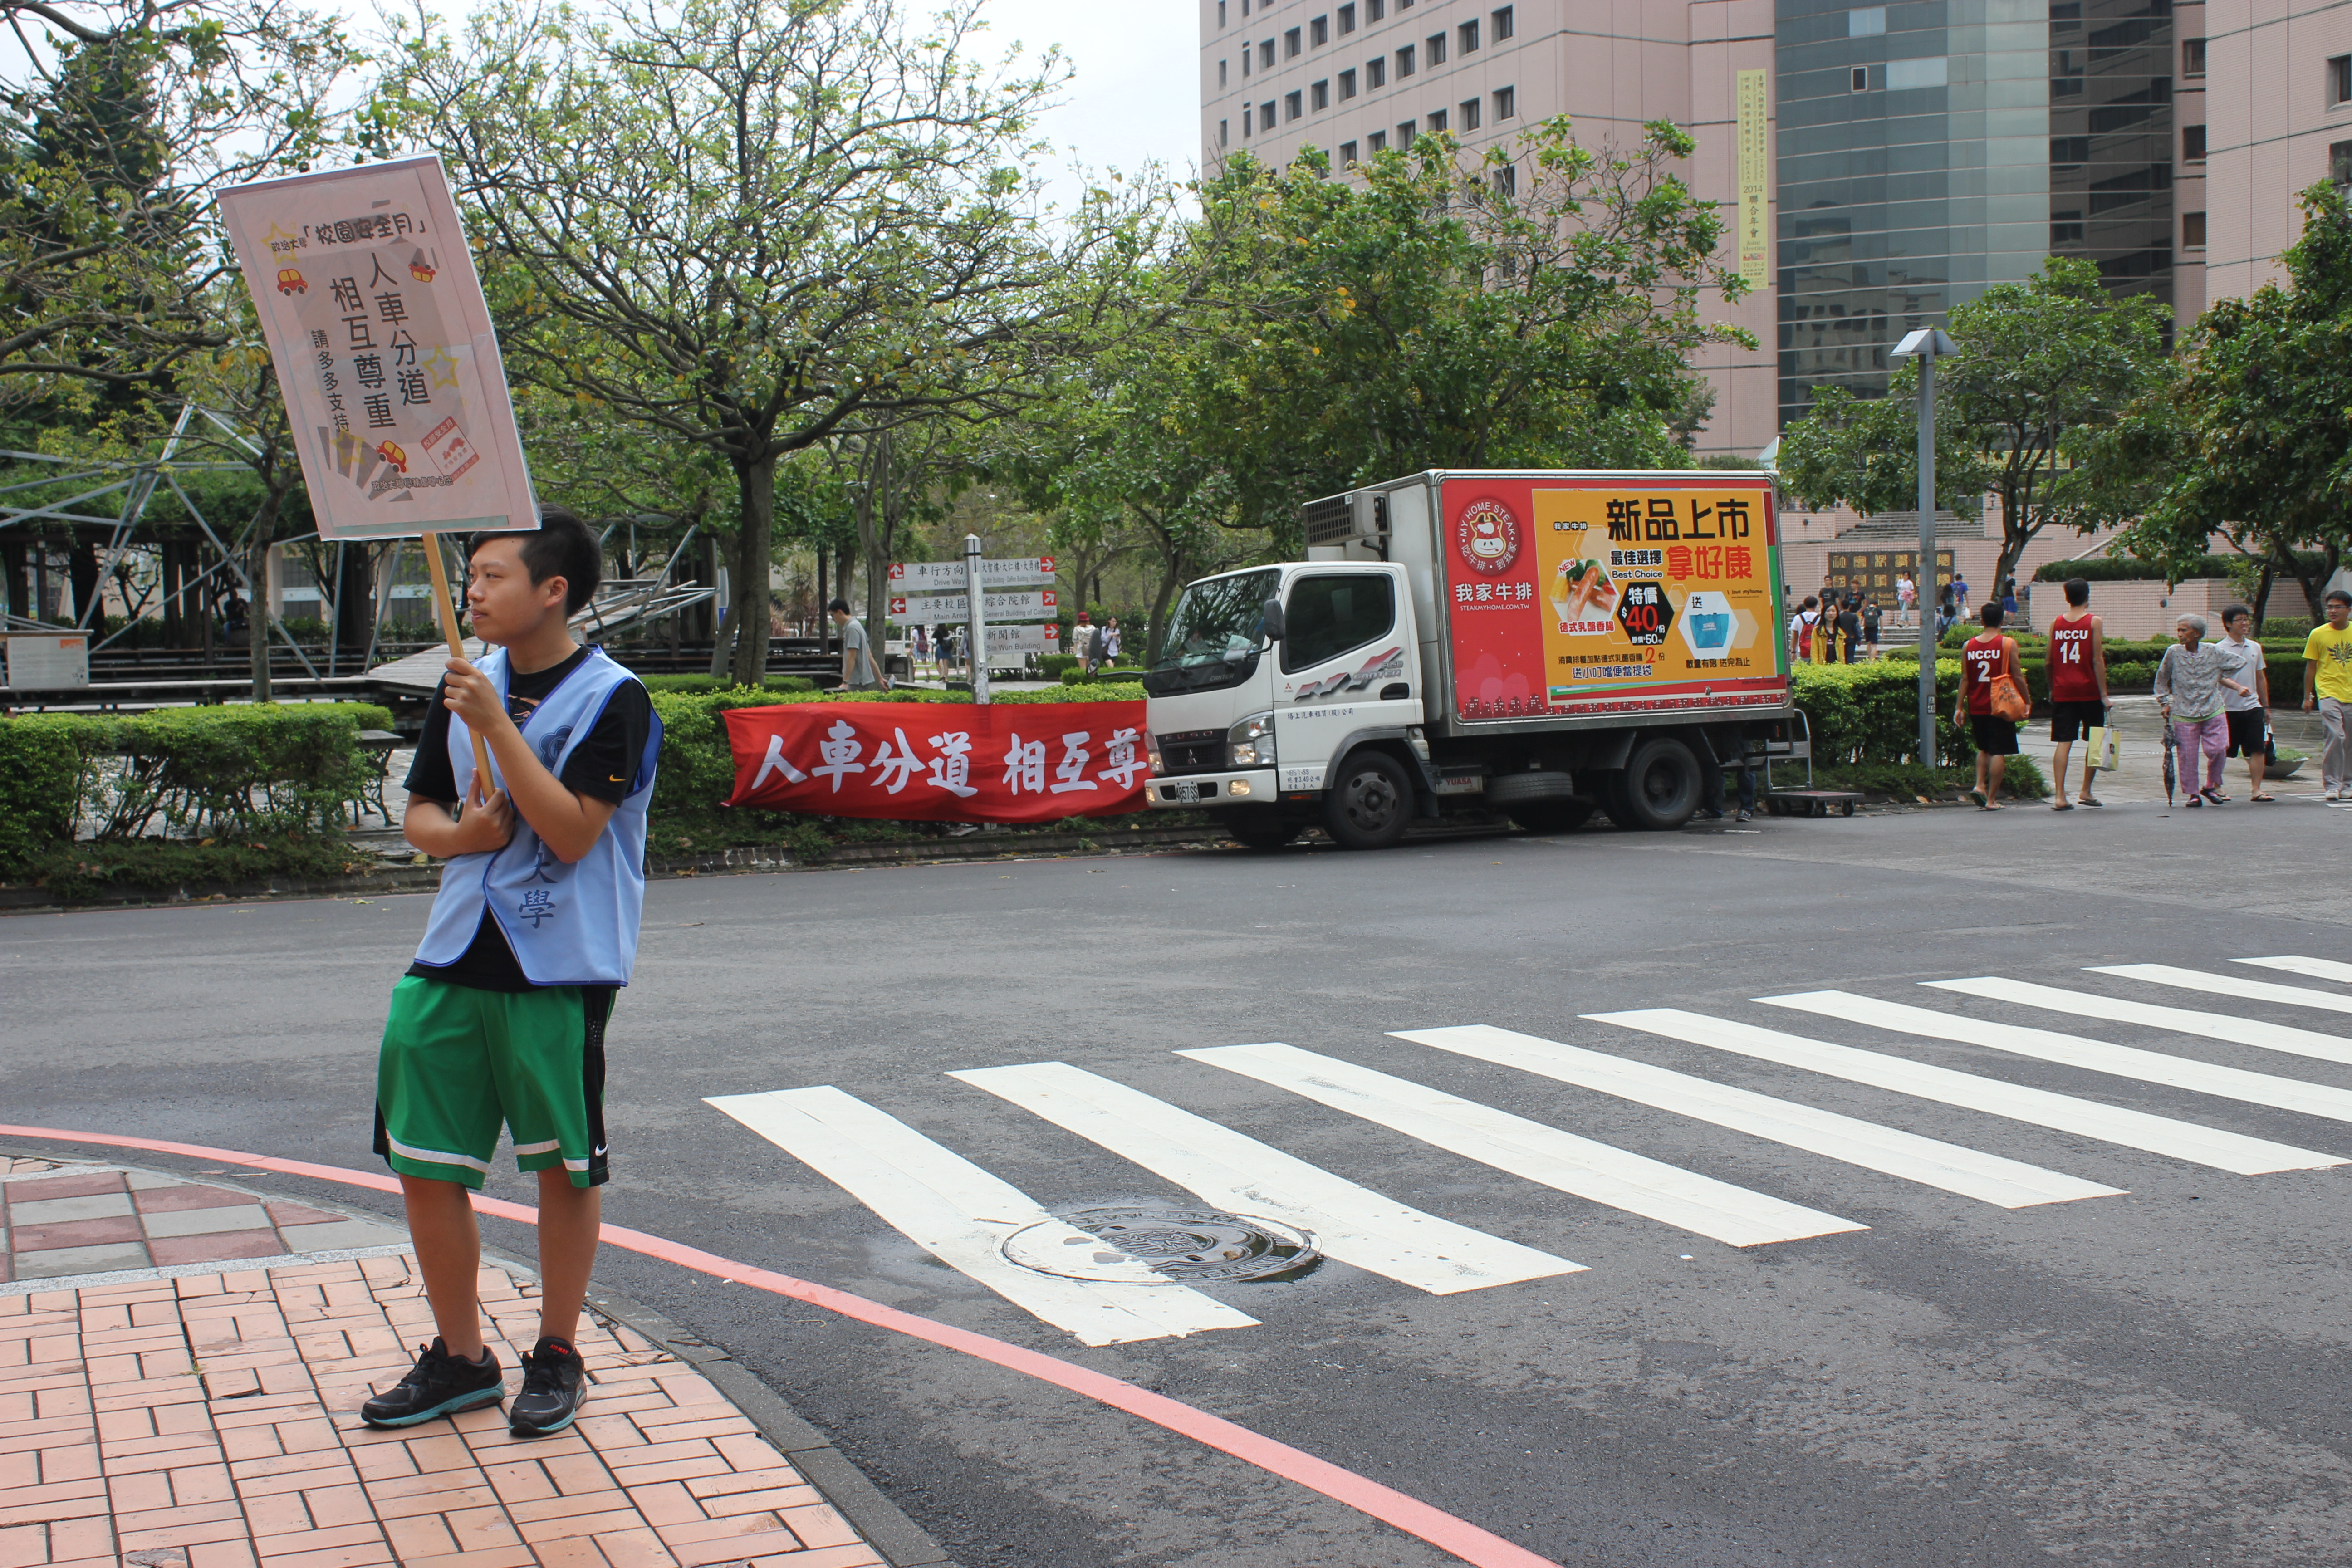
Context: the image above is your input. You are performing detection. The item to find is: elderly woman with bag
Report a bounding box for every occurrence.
[2156,612,2255,807]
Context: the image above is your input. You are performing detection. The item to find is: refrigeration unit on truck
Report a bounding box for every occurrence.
[1139,469,1798,848]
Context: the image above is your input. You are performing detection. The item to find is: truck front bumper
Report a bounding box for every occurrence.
[1146,770,1279,808]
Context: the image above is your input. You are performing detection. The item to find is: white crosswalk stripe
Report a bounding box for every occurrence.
[1919,977,2352,1069]
[2238,955,2352,985]
[1182,1043,1867,1247]
[1394,1024,2124,1209]
[1764,989,2352,1127]
[950,1061,1583,1294]
[2092,962,2352,1018]
[706,1087,1260,1346]
[1590,1008,2342,1176]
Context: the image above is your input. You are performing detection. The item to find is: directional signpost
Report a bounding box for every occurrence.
[890,547,1060,704]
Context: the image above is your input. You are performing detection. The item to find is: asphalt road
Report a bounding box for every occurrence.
[9,795,2352,1567]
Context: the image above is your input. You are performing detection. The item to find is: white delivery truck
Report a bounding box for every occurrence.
[1140,469,1797,848]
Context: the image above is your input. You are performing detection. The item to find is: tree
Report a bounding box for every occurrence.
[1776,257,2173,597]
[380,0,1163,685]
[0,0,350,411]
[2105,182,2352,617]
[1183,118,1752,544]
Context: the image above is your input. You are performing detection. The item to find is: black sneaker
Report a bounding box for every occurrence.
[359,1338,505,1428]
[509,1336,588,1437]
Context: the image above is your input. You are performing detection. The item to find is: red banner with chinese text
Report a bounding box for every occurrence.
[721,702,1152,823]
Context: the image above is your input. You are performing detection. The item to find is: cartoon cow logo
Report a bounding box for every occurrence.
[1455,498,1520,575]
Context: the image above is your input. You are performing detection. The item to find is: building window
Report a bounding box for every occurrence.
[1262,100,1276,130]
[1368,0,1383,19]
[1460,97,1481,131]
[1339,5,1356,34]
[2184,123,2206,162]
[2183,210,2207,248]
[1368,55,1386,88]
[2052,135,2089,164]
[1398,118,1417,145]
[1286,27,1301,58]
[1218,0,1226,25]
[1492,5,1513,40]
[1220,118,1230,147]
[1242,48,1250,78]
[1886,57,1947,90]
[2332,55,2352,105]
[2184,37,2205,77]
[1428,108,1447,132]
[1243,105,1253,136]
[1312,78,1330,109]
[2051,210,2083,244]
[1494,85,1515,118]
[1219,59,1228,87]
[1313,15,1329,46]
[2335,140,2352,186]
[1851,65,1870,92]
[1341,68,1357,98]
[1342,139,1359,163]
[1460,20,1480,53]
[1368,129,1387,152]
[1428,32,1447,65]
[1242,0,1250,11]
[1398,44,1415,76]
[1849,6,1886,36]
[1286,90,1303,120]
[1260,39,1276,70]
[1494,163,1516,197]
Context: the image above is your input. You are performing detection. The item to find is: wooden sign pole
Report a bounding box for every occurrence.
[421,531,494,804]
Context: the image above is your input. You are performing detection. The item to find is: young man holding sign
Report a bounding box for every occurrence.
[363,507,663,1437]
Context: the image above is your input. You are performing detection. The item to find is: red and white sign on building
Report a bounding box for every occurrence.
[723,701,1150,823]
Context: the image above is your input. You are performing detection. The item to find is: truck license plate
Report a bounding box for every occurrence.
[1167,781,1200,803]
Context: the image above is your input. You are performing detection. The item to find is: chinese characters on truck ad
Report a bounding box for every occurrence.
[1441,477,1786,721]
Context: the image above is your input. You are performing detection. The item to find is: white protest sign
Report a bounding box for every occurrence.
[889,556,1055,591]
[216,154,536,541]
[890,588,1057,622]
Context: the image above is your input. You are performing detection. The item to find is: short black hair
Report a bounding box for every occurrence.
[1980,603,2005,627]
[470,504,601,613]
[2064,577,2090,606]
[1801,595,1818,608]
[2330,589,2352,608]
[828,597,851,614]
[2222,603,2253,627]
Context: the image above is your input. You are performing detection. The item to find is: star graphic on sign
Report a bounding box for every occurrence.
[263,221,298,248]
[421,346,462,389]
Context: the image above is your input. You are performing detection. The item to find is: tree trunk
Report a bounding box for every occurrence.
[3,536,30,625]
[858,428,895,650]
[69,535,102,634]
[2254,560,2276,627]
[726,451,777,687]
[337,543,375,656]
[1146,556,1183,668]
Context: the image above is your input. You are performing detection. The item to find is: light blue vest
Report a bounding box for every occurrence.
[412,646,662,986]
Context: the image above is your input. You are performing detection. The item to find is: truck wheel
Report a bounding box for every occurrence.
[1507,799,1595,834]
[1615,736,1704,830]
[1222,808,1298,850]
[1323,750,1414,850]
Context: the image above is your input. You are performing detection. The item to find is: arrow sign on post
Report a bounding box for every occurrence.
[890,588,1057,622]
[217,153,540,796]
[891,556,1055,591]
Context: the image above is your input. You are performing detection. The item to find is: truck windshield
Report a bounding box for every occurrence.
[1144,568,1280,696]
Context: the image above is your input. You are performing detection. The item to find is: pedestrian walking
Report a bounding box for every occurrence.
[2045,576,2108,810]
[1788,596,1820,664]
[1103,617,1122,666]
[2000,577,2019,619]
[2155,612,2254,807]
[364,507,662,1438]
[1862,598,1881,659]
[911,623,929,669]
[1960,603,2024,809]
[1836,595,1863,663]
[1895,573,1916,630]
[2303,589,2352,799]
[1937,583,1958,639]
[1953,573,1971,617]
[830,598,883,690]
[2213,604,2274,802]
[1072,610,1095,675]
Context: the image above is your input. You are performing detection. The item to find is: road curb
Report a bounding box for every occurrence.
[0,1143,958,1568]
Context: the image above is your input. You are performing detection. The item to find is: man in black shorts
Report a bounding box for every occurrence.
[2044,577,2109,809]
[2213,603,2274,800]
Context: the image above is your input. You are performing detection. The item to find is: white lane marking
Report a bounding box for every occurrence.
[2238,956,2352,985]
[1592,1009,2342,1177]
[1183,1043,1865,1248]
[950,1062,1582,1294]
[706,1088,1258,1347]
[1394,1024,2124,1209]
[1922,977,2352,1069]
[2093,963,2352,1018]
[1769,989,2352,1130]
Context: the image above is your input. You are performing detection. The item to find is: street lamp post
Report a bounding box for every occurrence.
[1891,328,1959,773]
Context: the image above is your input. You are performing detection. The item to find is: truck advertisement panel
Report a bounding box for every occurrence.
[1440,475,1785,721]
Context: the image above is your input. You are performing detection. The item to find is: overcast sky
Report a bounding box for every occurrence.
[972,1,1202,212]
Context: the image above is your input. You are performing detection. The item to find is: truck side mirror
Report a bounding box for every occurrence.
[1259,598,1285,642]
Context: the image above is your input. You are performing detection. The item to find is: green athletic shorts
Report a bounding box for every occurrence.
[373,976,613,1190]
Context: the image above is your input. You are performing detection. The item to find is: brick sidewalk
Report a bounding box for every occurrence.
[0,1160,889,1568]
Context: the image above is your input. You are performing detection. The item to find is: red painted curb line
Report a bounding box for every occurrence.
[0,1124,1560,1568]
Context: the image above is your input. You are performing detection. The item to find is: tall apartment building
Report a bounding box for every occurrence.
[1196,0,1783,460]
[2201,0,2350,304]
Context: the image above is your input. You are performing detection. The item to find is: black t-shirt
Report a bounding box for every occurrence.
[403,646,653,991]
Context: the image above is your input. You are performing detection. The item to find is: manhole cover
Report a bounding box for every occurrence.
[1003,1206,1320,1284]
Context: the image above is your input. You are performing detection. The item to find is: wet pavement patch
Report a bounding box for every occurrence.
[1004,1206,1322,1284]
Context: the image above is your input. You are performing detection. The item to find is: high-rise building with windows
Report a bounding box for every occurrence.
[2199,0,2344,304]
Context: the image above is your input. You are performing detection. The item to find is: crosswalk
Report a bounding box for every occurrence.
[703,956,2352,1345]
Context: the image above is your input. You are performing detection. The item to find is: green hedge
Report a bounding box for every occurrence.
[0,702,393,880]
[638,673,817,695]
[1790,662,2049,793]
[2033,553,2330,584]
